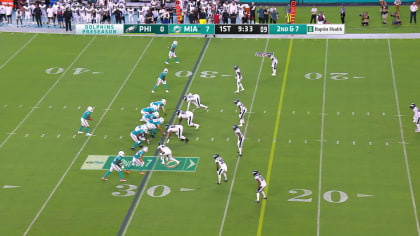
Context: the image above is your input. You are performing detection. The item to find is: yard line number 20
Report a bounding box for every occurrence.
[289,189,348,204]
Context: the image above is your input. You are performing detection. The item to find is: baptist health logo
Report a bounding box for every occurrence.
[308,26,314,33]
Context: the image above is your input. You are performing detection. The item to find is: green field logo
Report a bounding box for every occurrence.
[308,26,314,32]
[81,155,199,172]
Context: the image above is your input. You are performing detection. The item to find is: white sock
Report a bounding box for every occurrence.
[160,156,164,163]
[218,175,221,183]
[273,69,276,74]
[261,191,266,198]
[417,124,420,130]
[223,173,227,180]
[240,118,244,125]
[256,193,260,201]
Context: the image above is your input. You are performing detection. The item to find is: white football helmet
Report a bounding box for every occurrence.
[173,41,178,45]
[161,99,166,105]
[159,117,164,124]
[164,68,168,73]
[143,146,149,152]
[87,106,94,112]
[153,112,160,118]
[118,151,125,157]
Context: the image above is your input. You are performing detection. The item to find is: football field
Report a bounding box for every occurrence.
[1,32,420,236]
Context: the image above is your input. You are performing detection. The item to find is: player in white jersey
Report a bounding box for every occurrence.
[234,99,247,127]
[166,124,189,143]
[233,65,245,93]
[86,5,93,23]
[233,125,243,157]
[24,4,32,25]
[79,5,86,23]
[137,6,145,23]
[184,93,208,111]
[158,143,180,165]
[71,5,79,23]
[127,6,134,23]
[269,54,278,76]
[252,170,267,203]
[176,109,200,129]
[214,154,228,185]
[410,103,420,132]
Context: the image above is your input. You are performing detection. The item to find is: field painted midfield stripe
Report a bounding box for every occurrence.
[256,39,293,236]
[219,38,270,236]
[0,36,96,149]
[22,37,154,236]
[388,39,420,235]
[316,39,328,236]
[0,33,38,70]
[119,38,211,236]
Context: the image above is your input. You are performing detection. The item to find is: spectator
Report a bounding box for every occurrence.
[5,3,12,24]
[241,4,248,23]
[16,6,23,27]
[63,7,72,31]
[0,3,5,24]
[199,8,206,23]
[145,9,153,23]
[46,5,54,27]
[214,10,220,23]
[263,6,268,23]
[229,0,237,24]
[57,6,63,28]
[391,11,401,24]
[310,4,317,23]
[271,7,278,24]
[257,5,263,23]
[340,4,345,23]
[382,2,388,24]
[250,2,255,23]
[269,5,275,23]
[114,7,121,23]
[360,11,369,26]
[410,2,418,24]
[168,5,174,24]
[317,11,326,24]
[222,8,228,23]
[34,4,42,27]
[394,0,401,12]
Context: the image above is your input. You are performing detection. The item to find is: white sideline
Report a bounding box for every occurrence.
[0,33,38,70]
[22,37,154,236]
[316,39,328,236]
[218,38,270,236]
[121,38,212,236]
[387,39,420,235]
[0,36,96,149]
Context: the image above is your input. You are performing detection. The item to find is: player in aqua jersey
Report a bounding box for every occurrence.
[102,151,126,182]
[130,125,147,151]
[150,99,167,116]
[148,117,166,137]
[165,41,179,64]
[141,106,157,115]
[152,68,169,93]
[78,106,94,136]
[125,146,148,175]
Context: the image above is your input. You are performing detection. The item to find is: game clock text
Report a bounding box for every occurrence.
[215,24,269,34]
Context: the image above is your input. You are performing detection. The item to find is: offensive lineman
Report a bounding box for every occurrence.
[166,124,189,143]
[233,125,244,157]
[78,106,94,136]
[176,109,200,129]
[157,143,180,165]
[102,151,126,182]
[125,146,148,175]
[233,65,245,93]
[269,54,278,76]
[165,40,179,64]
[152,68,169,93]
[130,124,148,150]
[150,99,167,116]
[410,103,420,132]
[253,170,267,203]
[184,93,208,111]
[234,99,247,127]
[214,154,228,185]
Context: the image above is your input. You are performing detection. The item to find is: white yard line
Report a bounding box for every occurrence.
[121,38,212,236]
[23,37,154,236]
[316,39,328,236]
[218,38,270,236]
[0,33,38,70]
[387,39,420,235]
[0,36,96,149]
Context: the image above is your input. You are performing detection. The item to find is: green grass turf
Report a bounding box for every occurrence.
[1,32,420,236]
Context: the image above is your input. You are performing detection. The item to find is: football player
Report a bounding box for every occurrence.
[233,65,245,93]
[102,151,126,182]
[141,106,157,115]
[166,124,189,143]
[269,54,278,76]
[152,68,169,93]
[141,111,159,122]
[165,40,179,64]
[148,117,167,137]
[184,93,208,111]
[410,103,420,132]
[157,143,180,165]
[130,125,147,151]
[234,99,247,127]
[125,146,148,175]
[78,106,94,136]
[233,125,243,157]
[214,154,228,185]
[253,170,267,203]
[150,99,167,116]
[176,109,200,129]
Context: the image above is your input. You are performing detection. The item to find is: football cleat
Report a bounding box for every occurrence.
[166,90,169,93]
[195,124,200,129]
[102,177,108,181]
[130,147,135,151]
[185,138,189,143]
[124,170,130,174]
[151,90,155,93]
[120,179,127,182]
[176,61,180,64]
[164,61,169,64]
[78,131,83,134]
[224,179,228,182]
[410,103,416,109]
[86,133,92,136]
[217,182,220,185]
[255,200,260,203]
[263,197,267,200]
[139,172,145,175]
